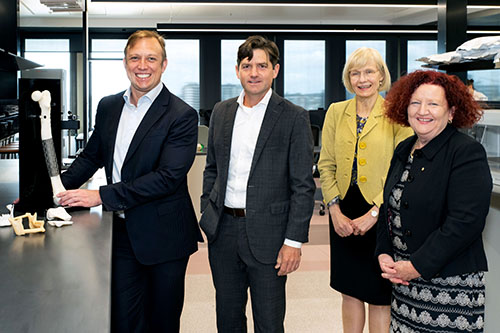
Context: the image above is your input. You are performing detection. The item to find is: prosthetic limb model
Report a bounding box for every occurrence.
[32,90,67,206]
[9,213,45,236]
[46,207,73,227]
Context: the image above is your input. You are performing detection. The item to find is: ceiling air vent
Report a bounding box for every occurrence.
[40,0,85,12]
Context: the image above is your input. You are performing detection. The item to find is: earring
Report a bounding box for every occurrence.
[379,81,383,86]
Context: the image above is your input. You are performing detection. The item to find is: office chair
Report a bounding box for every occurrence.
[311,124,325,216]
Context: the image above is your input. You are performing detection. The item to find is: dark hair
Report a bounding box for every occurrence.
[385,70,482,128]
[124,30,166,62]
[237,35,279,68]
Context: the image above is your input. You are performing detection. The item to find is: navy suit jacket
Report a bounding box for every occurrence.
[200,92,315,264]
[376,125,492,280]
[62,85,203,265]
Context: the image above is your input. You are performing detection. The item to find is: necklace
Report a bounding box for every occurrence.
[410,139,422,158]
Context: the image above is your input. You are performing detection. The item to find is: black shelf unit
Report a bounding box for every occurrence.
[422,59,499,72]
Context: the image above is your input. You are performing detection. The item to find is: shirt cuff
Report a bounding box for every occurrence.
[284,238,302,248]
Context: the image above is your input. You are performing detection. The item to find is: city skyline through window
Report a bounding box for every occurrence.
[221,39,245,101]
[90,39,200,127]
[284,40,325,110]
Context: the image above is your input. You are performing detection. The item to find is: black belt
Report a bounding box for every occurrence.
[223,206,246,217]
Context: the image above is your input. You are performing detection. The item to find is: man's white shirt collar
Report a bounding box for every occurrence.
[123,82,164,107]
[236,88,273,110]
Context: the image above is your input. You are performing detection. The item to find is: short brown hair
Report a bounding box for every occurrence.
[237,35,279,68]
[124,30,166,62]
[385,70,483,128]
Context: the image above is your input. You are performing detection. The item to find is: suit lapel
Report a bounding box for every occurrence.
[123,86,171,166]
[383,138,414,204]
[359,95,384,138]
[106,93,125,173]
[248,92,284,178]
[222,99,238,180]
[345,98,357,137]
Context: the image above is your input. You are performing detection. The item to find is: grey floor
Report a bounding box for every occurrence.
[181,192,357,332]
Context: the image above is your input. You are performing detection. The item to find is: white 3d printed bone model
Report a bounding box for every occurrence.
[31,90,67,205]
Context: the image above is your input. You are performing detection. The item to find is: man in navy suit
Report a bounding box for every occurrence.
[58,30,203,332]
[200,35,315,332]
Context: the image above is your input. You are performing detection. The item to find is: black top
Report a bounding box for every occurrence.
[376,124,492,280]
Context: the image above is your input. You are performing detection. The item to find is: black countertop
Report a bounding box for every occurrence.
[0,207,112,333]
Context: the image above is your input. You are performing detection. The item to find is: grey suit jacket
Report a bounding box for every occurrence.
[200,92,315,264]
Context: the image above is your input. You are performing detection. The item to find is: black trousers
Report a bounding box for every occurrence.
[111,217,189,333]
[208,213,287,333]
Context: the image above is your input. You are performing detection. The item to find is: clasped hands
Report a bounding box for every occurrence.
[329,204,377,237]
[378,254,421,285]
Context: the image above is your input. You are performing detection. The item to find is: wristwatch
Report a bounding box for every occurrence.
[370,209,378,217]
[327,196,340,207]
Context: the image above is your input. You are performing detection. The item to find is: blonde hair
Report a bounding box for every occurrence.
[124,30,166,62]
[342,47,391,94]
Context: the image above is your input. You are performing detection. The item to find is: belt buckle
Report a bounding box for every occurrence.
[234,208,245,217]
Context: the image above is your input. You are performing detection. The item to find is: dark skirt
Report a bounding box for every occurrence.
[329,185,391,305]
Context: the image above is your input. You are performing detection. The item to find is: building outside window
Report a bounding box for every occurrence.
[162,39,200,111]
[221,39,245,101]
[284,40,325,110]
[90,39,200,127]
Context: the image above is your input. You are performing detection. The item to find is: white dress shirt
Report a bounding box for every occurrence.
[112,82,164,217]
[224,88,301,248]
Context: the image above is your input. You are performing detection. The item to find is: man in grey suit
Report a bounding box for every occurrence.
[200,35,315,332]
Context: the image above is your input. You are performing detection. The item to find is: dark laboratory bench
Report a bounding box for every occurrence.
[0,209,112,333]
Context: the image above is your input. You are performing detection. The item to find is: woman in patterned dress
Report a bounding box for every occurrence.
[318,47,413,332]
[377,70,492,333]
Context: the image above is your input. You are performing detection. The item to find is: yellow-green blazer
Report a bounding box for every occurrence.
[318,95,413,207]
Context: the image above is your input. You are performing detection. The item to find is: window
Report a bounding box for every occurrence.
[24,39,71,114]
[468,70,500,102]
[90,39,128,127]
[284,40,325,110]
[90,38,200,127]
[345,40,386,99]
[407,40,437,74]
[221,39,245,101]
[162,39,200,111]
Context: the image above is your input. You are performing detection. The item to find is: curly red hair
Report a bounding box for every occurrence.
[384,70,483,128]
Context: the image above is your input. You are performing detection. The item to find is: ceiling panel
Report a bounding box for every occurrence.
[18,1,500,29]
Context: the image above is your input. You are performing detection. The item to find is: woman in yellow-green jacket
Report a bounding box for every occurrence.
[318,47,413,333]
